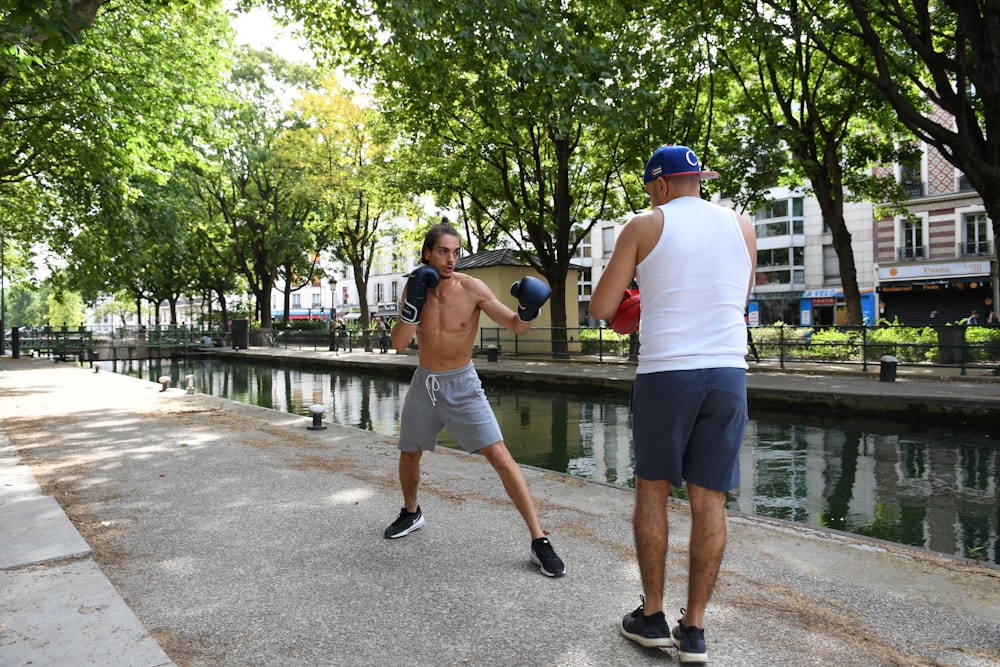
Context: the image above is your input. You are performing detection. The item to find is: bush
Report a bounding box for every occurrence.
[579,327,632,356]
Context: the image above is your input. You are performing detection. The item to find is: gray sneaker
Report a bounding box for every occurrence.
[384,506,424,539]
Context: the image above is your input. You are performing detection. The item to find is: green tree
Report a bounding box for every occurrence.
[90,293,137,329]
[280,76,410,336]
[46,288,85,327]
[193,47,320,328]
[803,0,1000,306]
[6,281,49,326]
[710,0,916,325]
[1,1,232,248]
[268,0,685,355]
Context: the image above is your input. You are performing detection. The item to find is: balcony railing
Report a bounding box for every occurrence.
[898,245,925,261]
[902,180,926,198]
[959,239,993,257]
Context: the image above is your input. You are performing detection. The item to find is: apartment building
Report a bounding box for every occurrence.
[586,141,989,329]
[875,140,992,326]
[584,191,878,329]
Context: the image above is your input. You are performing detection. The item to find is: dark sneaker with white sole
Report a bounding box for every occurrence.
[383,506,424,539]
[672,612,708,663]
[621,597,672,648]
[529,537,565,577]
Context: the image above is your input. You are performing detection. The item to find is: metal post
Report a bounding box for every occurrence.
[862,324,869,373]
[1,228,5,357]
[779,323,786,369]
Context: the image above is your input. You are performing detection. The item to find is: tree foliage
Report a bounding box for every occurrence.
[279,76,408,332]
[264,0,716,350]
[802,0,1000,295]
[190,47,322,328]
[708,0,918,325]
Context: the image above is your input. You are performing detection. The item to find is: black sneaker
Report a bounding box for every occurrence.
[672,612,708,663]
[383,506,424,539]
[620,597,671,648]
[529,537,565,577]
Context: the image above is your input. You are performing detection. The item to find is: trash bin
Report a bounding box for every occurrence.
[936,326,966,364]
[487,345,498,362]
[232,318,249,350]
[879,355,898,382]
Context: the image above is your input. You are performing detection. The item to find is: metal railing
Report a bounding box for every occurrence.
[473,324,1000,376]
[13,323,995,376]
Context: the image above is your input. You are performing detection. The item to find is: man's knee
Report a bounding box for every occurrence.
[480,441,515,468]
[400,449,423,465]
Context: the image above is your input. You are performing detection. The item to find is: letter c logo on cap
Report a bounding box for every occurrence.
[685,150,698,167]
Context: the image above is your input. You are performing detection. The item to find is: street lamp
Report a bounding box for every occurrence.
[328,276,338,317]
[328,276,339,352]
[1,228,6,357]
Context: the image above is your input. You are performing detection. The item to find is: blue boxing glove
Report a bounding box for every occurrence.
[400,265,441,324]
[510,275,551,322]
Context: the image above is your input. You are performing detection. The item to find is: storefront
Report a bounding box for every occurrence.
[270,309,332,322]
[747,291,803,325]
[798,289,877,327]
[877,259,993,326]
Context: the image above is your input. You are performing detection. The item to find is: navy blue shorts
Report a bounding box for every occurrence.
[631,368,747,491]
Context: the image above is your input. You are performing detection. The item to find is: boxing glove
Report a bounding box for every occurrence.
[400,265,441,324]
[510,275,551,322]
[609,289,641,334]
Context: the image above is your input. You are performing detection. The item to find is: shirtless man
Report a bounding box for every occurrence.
[384,222,566,578]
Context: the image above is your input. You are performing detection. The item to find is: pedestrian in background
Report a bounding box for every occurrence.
[591,145,756,663]
[374,317,389,353]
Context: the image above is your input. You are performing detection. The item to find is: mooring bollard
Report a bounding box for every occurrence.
[307,404,327,431]
[158,376,171,392]
[879,355,898,382]
[186,374,195,394]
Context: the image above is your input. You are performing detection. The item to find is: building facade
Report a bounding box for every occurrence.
[874,137,992,326]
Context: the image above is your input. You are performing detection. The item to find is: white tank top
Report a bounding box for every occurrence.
[635,196,752,373]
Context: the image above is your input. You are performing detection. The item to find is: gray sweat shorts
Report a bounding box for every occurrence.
[398,362,503,453]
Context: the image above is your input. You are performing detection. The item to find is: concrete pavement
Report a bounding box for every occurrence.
[1,352,999,666]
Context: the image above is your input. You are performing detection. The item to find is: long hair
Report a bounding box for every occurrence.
[420,222,460,263]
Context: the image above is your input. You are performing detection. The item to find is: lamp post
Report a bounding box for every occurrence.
[328,276,338,352]
[1,228,6,357]
[328,276,338,317]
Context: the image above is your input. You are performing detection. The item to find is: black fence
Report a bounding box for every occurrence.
[8,323,998,375]
[3,325,227,362]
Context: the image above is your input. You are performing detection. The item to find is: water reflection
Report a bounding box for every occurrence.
[115,358,999,564]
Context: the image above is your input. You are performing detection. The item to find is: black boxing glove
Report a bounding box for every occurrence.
[510,275,551,322]
[400,265,441,324]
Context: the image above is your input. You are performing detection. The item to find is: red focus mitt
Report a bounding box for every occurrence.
[609,289,640,334]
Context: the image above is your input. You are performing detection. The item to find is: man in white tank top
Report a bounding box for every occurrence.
[591,145,756,663]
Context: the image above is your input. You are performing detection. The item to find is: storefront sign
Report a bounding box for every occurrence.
[878,259,989,282]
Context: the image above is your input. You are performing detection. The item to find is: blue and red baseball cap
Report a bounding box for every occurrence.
[642,145,719,183]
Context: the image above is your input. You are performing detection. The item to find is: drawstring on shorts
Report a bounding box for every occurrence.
[424,373,440,406]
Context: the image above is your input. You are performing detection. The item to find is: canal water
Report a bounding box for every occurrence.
[114,357,1000,565]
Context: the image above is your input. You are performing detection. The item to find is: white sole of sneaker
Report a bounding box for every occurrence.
[678,651,708,663]
[621,627,673,649]
[529,553,565,577]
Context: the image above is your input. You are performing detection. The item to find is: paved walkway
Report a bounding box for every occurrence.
[1,352,998,666]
